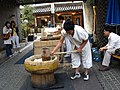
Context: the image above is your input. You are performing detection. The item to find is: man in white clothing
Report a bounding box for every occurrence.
[51,20,92,80]
[99,25,120,71]
[58,15,71,58]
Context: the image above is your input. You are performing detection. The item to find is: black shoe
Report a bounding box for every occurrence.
[98,66,110,71]
[70,73,81,80]
[83,74,89,81]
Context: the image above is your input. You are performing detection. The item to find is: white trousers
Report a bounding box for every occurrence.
[12,35,20,48]
[102,49,115,66]
[71,42,92,69]
[65,37,72,52]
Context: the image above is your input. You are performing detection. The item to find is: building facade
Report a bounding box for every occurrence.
[0,0,117,49]
[33,2,83,27]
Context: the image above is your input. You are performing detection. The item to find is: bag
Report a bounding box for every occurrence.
[91,47,102,62]
[115,48,120,56]
[2,33,10,40]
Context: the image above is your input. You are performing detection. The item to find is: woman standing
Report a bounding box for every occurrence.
[3,21,13,57]
[11,21,20,54]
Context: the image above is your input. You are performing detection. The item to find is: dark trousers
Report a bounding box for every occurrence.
[6,44,12,57]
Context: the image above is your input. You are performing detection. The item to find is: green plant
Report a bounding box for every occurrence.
[20,5,35,38]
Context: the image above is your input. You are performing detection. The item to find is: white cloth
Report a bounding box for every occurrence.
[12,35,20,48]
[61,20,72,53]
[106,32,120,49]
[102,32,120,66]
[62,20,65,28]
[3,26,12,44]
[65,37,72,52]
[102,49,115,67]
[61,25,92,69]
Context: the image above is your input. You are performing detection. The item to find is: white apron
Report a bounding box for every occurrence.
[62,25,92,69]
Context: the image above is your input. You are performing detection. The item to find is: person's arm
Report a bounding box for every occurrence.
[3,27,9,34]
[106,40,116,49]
[77,39,88,52]
[53,28,62,35]
[100,36,116,51]
[53,30,61,35]
[51,36,64,55]
[16,27,19,36]
[99,46,107,51]
[76,27,89,52]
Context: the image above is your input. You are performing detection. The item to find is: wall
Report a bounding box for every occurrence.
[83,0,94,34]
[83,0,108,47]
[0,0,21,48]
[96,0,108,47]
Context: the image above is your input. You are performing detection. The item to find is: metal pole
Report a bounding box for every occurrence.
[116,25,118,34]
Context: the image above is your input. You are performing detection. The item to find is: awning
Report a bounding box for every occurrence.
[17,0,83,5]
[106,0,120,25]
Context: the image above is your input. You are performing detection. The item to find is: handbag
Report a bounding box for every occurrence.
[2,33,10,40]
[115,48,120,56]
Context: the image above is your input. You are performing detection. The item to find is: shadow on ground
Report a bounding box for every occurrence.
[20,73,75,90]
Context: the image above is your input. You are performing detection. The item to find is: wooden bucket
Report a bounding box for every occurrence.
[31,73,55,88]
[24,55,59,89]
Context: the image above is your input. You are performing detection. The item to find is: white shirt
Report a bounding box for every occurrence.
[106,32,120,49]
[3,26,12,44]
[61,25,89,48]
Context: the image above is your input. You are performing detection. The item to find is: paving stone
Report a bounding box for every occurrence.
[1,44,120,90]
[92,62,120,90]
[0,43,33,90]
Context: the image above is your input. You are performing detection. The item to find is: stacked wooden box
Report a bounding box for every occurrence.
[34,40,60,55]
[34,27,61,60]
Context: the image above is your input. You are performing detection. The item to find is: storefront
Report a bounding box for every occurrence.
[0,0,114,48]
[33,2,83,27]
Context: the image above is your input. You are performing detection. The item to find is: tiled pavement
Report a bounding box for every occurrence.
[93,61,120,90]
[0,44,32,90]
[0,42,120,90]
[0,42,28,64]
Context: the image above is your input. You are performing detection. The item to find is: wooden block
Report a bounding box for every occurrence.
[33,40,59,55]
[112,55,120,59]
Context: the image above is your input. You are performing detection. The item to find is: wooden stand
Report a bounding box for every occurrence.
[31,73,56,89]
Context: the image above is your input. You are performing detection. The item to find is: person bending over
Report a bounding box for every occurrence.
[51,20,92,80]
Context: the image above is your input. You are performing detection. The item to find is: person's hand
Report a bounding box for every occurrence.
[99,47,104,51]
[77,47,82,53]
[99,47,107,51]
[50,51,55,56]
[9,29,12,33]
